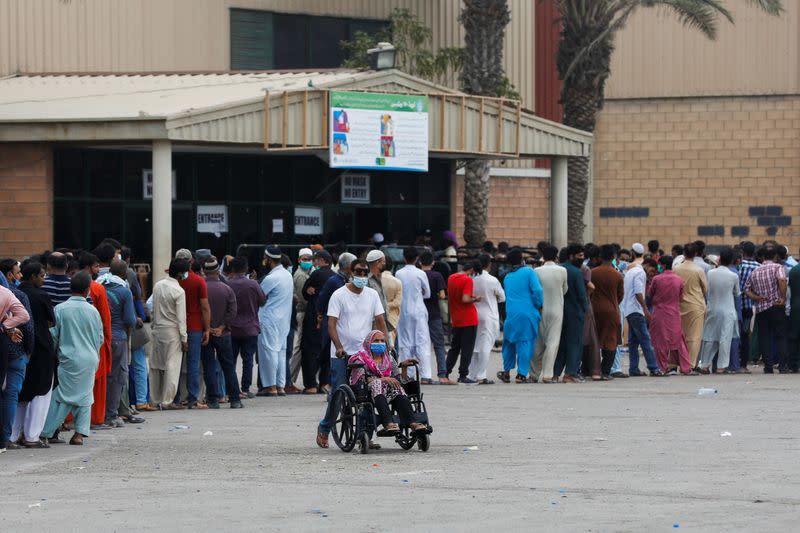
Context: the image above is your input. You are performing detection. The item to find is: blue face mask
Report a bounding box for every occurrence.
[370,342,387,354]
[352,276,368,289]
[12,279,20,287]
[181,271,189,280]
[300,260,313,270]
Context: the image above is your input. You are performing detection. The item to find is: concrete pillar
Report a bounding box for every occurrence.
[582,151,594,244]
[551,157,568,248]
[152,140,172,283]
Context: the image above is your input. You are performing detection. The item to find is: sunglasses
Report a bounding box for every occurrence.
[353,268,370,275]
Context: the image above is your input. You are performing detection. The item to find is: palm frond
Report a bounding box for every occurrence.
[638,0,732,39]
[745,0,783,16]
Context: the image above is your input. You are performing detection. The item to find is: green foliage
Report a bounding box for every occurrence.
[496,76,521,100]
[341,8,464,88]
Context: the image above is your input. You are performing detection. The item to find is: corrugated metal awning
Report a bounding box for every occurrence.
[0,69,591,158]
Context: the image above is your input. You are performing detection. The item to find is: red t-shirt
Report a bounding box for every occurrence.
[448,273,478,327]
[179,271,208,332]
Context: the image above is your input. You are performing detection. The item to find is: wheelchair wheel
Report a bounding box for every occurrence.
[396,428,417,450]
[358,432,370,454]
[331,386,358,452]
[417,433,430,452]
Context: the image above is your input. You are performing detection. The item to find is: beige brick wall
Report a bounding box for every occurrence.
[594,95,800,251]
[453,173,550,247]
[0,143,54,257]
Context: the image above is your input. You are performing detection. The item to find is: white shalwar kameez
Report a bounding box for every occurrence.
[468,271,506,381]
[394,264,432,378]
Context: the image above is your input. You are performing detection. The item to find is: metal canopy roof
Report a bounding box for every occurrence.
[0,69,591,159]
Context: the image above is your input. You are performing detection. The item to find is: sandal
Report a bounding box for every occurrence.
[368,441,381,450]
[698,367,711,375]
[69,433,84,446]
[384,423,400,435]
[515,374,531,383]
[316,430,329,449]
[496,371,511,384]
[23,439,50,449]
[410,423,427,433]
[188,401,208,410]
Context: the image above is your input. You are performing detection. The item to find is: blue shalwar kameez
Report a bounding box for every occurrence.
[502,266,544,376]
[257,265,294,388]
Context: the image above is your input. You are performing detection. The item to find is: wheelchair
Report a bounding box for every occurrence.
[330,359,433,454]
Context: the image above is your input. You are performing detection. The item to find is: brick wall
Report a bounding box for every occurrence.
[593,95,800,251]
[453,172,550,246]
[0,143,54,257]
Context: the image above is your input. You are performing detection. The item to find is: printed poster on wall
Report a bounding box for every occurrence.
[294,206,323,235]
[329,91,428,172]
[196,205,228,233]
[341,172,370,204]
[142,169,177,200]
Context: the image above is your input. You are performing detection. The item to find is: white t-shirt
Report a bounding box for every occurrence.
[326,285,384,358]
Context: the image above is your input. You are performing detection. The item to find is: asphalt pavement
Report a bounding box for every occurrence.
[2,356,799,532]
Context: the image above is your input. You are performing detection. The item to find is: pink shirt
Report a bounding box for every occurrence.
[0,285,30,329]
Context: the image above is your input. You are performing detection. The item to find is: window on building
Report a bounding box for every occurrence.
[230,9,387,70]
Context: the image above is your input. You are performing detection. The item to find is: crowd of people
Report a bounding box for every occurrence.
[0,232,798,452]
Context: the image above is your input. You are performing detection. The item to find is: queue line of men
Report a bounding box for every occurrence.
[2,235,798,452]
[491,239,798,383]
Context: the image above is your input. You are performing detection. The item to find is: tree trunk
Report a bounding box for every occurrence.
[460,0,510,250]
[561,86,601,244]
[463,160,491,248]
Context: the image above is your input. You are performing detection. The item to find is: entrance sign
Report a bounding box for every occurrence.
[329,91,428,172]
[294,206,323,235]
[142,169,177,200]
[341,172,370,204]
[196,205,228,233]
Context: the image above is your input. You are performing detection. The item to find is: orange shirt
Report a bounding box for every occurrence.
[89,281,113,377]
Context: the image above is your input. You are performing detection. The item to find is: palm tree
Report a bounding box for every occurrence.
[460,0,511,250]
[556,0,783,243]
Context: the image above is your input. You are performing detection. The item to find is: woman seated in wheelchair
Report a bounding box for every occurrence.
[348,330,427,435]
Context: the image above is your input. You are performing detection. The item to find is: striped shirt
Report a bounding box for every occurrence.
[42,274,72,307]
[743,261,786,314]
[738,259,759,311]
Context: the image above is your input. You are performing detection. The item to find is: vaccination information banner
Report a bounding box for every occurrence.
[329,91,429,172]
